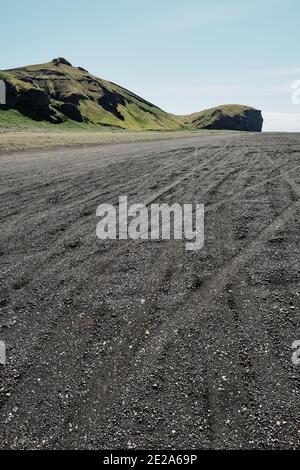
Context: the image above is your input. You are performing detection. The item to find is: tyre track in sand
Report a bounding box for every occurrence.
[0,133,299,449]
[60,142,300,449]
[0,140,243,447]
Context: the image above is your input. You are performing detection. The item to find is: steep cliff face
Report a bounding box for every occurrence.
[183,105,263,132]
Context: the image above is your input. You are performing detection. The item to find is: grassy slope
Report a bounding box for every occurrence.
[2,61,184,131]
[0,108,95,131]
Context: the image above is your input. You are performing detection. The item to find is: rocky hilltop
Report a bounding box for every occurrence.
[182,104,263,132]
[0,58,263,132]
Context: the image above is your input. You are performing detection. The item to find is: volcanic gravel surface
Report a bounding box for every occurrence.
[0,133,300,449]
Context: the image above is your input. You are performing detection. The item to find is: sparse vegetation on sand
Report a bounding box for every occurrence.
[0,123,232,153]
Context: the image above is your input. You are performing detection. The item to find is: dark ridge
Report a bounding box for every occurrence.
[109,81,162,110]
[24,69,68,78]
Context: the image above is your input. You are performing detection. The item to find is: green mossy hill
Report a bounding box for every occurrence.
[0,58,184,130]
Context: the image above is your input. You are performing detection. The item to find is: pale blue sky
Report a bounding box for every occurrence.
[1,0,300,130]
